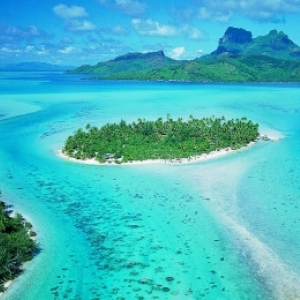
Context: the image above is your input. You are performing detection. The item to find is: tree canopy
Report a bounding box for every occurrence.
[0,191,37,293]
[63,115,259,164]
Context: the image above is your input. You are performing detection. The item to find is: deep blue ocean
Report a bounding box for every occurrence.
[1,72,300,300]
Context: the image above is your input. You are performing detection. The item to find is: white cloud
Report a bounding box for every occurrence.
[1,47,21,54]
[53,4,88,19]
[25,45,35,52]
[179,25,205,40]
[59,46,75,54]
[98,0,110,4]
[196,49,205,56]
[131,19,205,40]
[68,20,97,32]
[111,25,129,35]
[198,5,233,22]
[61,36,73,44]
[131,18,177,37]
[0,24,47,42]
[115,0,147,15]
[37,45,48,56]
[98,0,147,16]
[169,7,194,22]
[170,46,185,60]
[196,0,300,22]
[28,25,40,36]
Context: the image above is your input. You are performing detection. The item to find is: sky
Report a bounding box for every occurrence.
[1,0,300,66]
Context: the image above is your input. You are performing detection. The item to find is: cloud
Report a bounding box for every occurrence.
[238,0,299,21]
[37,45,48,56]
[60,36,73,44]
[67,20,97,32]
[113,25,128,34]
[0,24,50,47]
[170,46,185,59]
[195,0,300,22]
[132,19,205,40]
[1,46,21,54]
[0,32,133,65]
[53,4,96,33]
[53,4,88,19]
[196,49,205,56]
[109,25,129,35]
[58,46,76,54]
[115,0,147,15]
[131,19,177,37]
[169,7,195,23]
[197,1,235,23]
[25,45,35,52]
[179,25,205,40]
[97,0,147,16]
[0,24,42,40]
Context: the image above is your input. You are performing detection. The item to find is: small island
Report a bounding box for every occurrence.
[62,115,260,164]
[0,190,37,294]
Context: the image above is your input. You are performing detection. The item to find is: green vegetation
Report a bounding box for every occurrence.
[95,54,300,83]
[63,116,259,164]
[66,51,181,76]
[68,53,300,83]
[0,190,37,293]
[68,27,300,83]
[66,27,300,82]
[211,28,300,60]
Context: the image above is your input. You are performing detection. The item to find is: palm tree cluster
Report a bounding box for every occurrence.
[0,191,37,292]
[63,115,259,163]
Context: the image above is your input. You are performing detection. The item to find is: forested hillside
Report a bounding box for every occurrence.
[67,27,300,82]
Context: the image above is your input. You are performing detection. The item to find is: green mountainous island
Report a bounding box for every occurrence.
[0,62,73,72]
[67,27,300,82]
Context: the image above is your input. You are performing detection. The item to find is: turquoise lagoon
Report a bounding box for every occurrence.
[1,72,300,300]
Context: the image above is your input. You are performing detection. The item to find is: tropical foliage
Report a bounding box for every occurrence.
[66,51,181,75]
[63,116,259,164]
[211,28,300,60]
[0,191,37,292]
[93,54,300,83]
[66,27,300,83]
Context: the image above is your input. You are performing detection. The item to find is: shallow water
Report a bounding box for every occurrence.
[1,73,300,299]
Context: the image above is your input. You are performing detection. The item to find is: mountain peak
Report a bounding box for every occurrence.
[264,29,295,46]
[269,29,278,35]
[68,50,178,76]
[211,27,300,59]
[111,51,166,62]
[220,27,252,44]
[211,27,252,56]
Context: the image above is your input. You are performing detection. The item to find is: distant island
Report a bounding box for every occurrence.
[0,62,74,72]
[66,27,300,82]
[0,190,37,294]
[62,116,259,164]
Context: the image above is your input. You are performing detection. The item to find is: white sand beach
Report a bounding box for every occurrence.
[57,146,249,166]
[58,142,249,166]
[57,134,280,167]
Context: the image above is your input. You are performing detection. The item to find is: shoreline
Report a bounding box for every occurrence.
[0,281,12,298]
[57,134,279,166]
[0,204,37,299]
[58,147,239,166]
